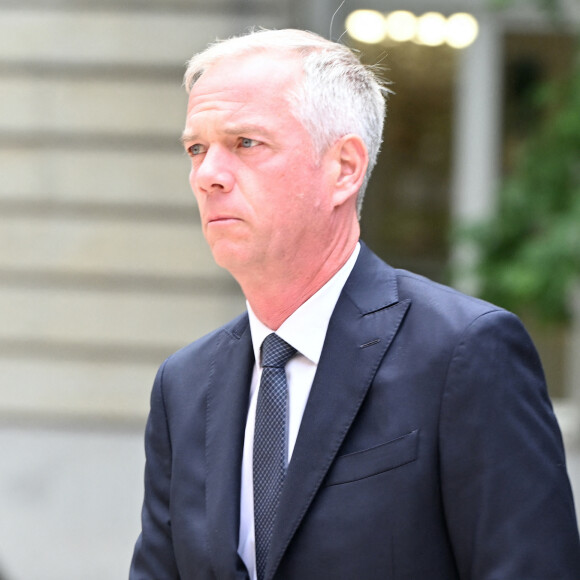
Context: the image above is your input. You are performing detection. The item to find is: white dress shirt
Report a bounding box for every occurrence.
[237,243,360,579]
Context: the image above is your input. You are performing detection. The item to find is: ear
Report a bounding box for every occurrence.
[331,134,368,209]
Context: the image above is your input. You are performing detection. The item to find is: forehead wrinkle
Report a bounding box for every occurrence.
[181,101,240,144]
[183,94,280,143]
[183,57,303,147]
[223,123,276,139]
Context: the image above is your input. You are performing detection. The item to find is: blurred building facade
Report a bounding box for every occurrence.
[0,1,579,578]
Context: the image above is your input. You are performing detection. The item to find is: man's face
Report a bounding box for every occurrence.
[182,53,338,280]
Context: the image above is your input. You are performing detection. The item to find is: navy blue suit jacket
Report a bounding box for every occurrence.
[131,243,580,579]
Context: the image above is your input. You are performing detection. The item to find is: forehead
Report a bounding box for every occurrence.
[186,53,303,119]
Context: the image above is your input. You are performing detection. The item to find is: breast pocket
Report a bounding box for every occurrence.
[325,429,419,486]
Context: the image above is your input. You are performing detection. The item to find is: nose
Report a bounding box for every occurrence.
[190,146,235,195]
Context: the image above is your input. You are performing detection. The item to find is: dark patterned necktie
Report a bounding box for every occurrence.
[253,333,297,580]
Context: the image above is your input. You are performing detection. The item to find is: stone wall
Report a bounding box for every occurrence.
[0,2,288,578]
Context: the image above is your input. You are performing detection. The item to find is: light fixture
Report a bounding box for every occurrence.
[345,10,387,44]
[384,10,416,43]
[416,12,447,46]
[345,10,479,49]
[446,13,479,48]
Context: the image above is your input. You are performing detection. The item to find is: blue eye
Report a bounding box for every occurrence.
[241,138,257,148]
[189,144,204,156]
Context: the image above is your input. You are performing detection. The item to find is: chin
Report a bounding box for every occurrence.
[211,245,249,273]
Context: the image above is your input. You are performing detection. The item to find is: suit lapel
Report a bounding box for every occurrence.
[205,314,253,579]
[265,245,411,579]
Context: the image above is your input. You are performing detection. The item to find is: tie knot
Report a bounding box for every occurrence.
[261,333,297,368]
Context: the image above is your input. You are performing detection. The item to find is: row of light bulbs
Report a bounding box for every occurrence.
[346,10,479,49]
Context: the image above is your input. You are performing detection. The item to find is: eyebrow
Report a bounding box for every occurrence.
[180,131,197,146]
[180,124,275,146]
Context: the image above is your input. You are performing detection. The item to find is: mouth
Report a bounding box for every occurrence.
[207,216,241,226]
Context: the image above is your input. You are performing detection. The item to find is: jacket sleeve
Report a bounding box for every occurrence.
[439,309,580,579]
[130,360,180,580]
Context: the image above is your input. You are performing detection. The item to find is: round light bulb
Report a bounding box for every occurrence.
[416,12,447,46]
[446,13,479,49]
[385,10,417,43]
[345,10,387,44]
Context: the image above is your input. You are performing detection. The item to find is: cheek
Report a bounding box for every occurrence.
[188,167,203,199]
[190,185,206,221]
[189,163,204,188]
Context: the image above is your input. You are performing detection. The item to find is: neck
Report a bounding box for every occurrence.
[238,232,359,330]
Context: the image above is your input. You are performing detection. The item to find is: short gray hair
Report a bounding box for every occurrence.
[184,29,389,217]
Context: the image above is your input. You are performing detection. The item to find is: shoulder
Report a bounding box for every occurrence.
[353,244,539,368]
[395,267,533,356]
[147,311,251,415]
[396,268,502,320]
[158,311,250,377]
[354,242,508,331]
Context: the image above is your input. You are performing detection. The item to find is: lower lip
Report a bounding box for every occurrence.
[208,218,240,226]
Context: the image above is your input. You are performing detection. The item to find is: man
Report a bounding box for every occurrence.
[130,29,580,579]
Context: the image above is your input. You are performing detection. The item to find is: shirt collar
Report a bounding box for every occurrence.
[247,243,360,366]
